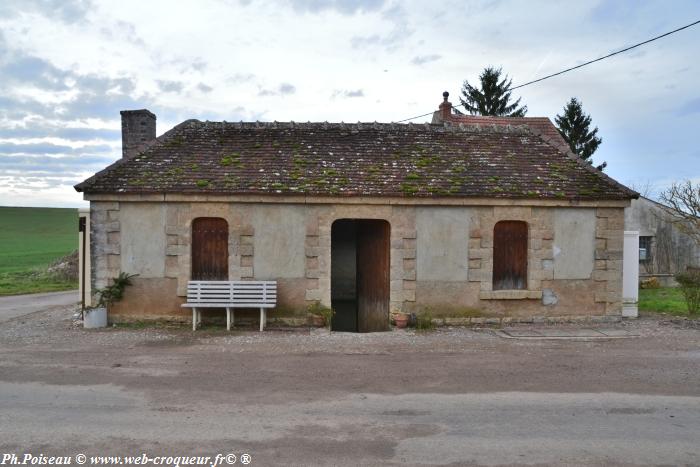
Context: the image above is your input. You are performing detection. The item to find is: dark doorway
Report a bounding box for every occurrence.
[492,220,528,290]
[191,217,229,280]
[331,219,390,332]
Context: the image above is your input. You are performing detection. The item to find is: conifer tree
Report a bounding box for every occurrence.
[459,67,527,117]
[555,98,606,170]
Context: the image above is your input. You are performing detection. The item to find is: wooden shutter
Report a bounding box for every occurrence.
[492,221,527,290]
[191,217,229,280]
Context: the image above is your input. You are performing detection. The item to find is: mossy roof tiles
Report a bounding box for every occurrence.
[75,120,636,200]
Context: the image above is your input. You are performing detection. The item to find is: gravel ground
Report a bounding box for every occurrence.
[1,306,699,466]
[2,305,698,354]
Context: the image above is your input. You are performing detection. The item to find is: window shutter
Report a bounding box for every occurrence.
[493,221,528,290]
[191,217,229,280]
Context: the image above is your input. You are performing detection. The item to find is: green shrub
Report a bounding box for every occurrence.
[415,311,435,331]
[96,272,138,308]
[307,301,334,328]
[674,271,700,315]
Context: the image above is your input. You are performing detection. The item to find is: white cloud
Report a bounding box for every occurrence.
[0,0,698,207]
[331,89,365,99]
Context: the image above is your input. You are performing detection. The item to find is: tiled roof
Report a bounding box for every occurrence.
[445,114,569,147]
[75,120,636,200]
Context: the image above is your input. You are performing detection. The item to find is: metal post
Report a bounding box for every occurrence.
[79,216,86,319]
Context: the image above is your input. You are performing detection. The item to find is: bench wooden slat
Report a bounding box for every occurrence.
[181,303,276,307]
[230,293,277,297]
[185,299,276,304]
[188,281,275,285]
[187,292,277,298]
[188,282,276,285]
[188,292,277,299]
[186,285,276,288]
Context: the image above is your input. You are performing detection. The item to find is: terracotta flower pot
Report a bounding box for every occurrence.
[393,313,409,329]
[310,315,326,327]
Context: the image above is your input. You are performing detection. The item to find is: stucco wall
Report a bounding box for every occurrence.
[91,199,627,324]
[553,208,595,280]
[252,205,306,279]
[625,198,657,237]
[416,207,471,282]
[119,203,166,277]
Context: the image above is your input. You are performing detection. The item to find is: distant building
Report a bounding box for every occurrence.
[625,196,700,285]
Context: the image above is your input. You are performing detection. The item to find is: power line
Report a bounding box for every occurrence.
[510,19,700,90]
[395,19,700,123]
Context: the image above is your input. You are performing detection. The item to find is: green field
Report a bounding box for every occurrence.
[0,206,79,295]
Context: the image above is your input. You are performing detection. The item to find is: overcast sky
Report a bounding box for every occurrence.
[1,0,699,208]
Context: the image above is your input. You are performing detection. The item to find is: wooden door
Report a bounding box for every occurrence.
[356,220,390,332]
[492,221,527,290]
[191,217,229,280]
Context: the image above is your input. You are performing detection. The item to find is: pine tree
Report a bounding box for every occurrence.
[555,98,606,170]
[459,66,527,117]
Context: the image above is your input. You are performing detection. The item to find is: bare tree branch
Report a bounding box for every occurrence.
[659,180,700,245]
[627,180,655,199]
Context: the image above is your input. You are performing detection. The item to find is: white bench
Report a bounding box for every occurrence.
[181,280,277,332]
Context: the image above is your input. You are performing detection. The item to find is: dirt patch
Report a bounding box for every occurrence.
[47,250,78,280]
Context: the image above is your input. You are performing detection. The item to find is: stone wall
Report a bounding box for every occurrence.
[91,201,121,292]
[91,199,626,323]
[625,197,700,276]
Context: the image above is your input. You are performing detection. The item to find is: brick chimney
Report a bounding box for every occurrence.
[120,109,156,159]
[432,91,453,123]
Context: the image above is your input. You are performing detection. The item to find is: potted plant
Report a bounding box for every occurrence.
[85,272,137,329]
[307,301,335,330]
[392,312,410,329]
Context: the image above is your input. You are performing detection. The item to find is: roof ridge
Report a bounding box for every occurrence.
[453,114,553,121]
[180,119,534,134]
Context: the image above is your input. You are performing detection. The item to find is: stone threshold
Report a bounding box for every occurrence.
[494,327,638,340]
[433,315,623,327]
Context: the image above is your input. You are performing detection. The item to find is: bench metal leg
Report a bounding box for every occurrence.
[192,307,197,331]
[260,307,265,332]
[226,307,231,331]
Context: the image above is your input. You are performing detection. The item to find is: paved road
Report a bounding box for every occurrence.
[2,385,697,466]
[0,290,78,322]
[0,307,699,466]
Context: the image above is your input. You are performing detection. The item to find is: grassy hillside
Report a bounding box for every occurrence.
[0,206,79,294]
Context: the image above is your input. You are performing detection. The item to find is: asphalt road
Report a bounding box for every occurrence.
[1,307,699,466]
[0,290,78,322]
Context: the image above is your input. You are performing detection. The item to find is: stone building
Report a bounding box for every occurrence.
[625,196,700,285]
[75,94,637,330]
